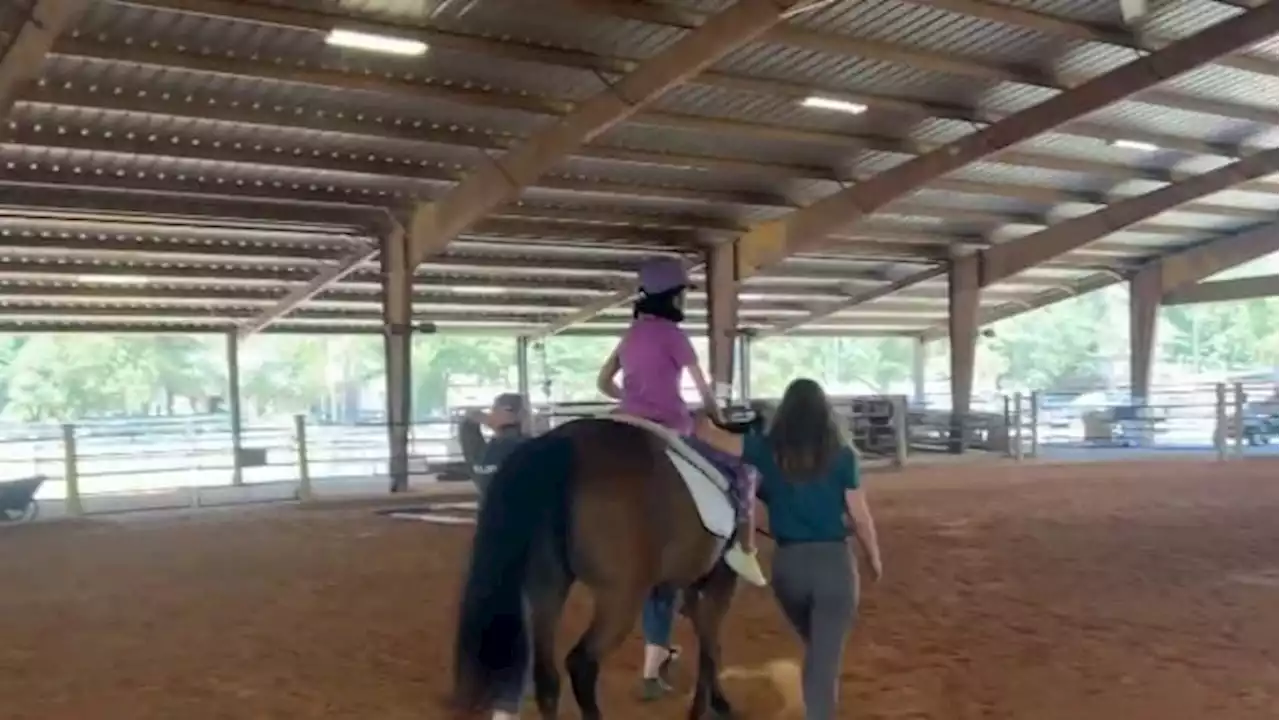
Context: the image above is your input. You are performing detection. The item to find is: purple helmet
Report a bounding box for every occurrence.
[638,256,689,295]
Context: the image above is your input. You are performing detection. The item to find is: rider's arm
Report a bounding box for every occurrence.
[596,346,623,400]
[670,327,724,424]
[687,364,725,425]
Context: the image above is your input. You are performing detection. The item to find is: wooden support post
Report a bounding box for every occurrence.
[737,334,753,401]
[1214,382,1227,461]
[948,254,981,454]
[515,336,532,434]
[383,226,413,493]
[294,414,312,502]
[892,395,909,469]
[1232,381,1246,459]
[911,337,927,407]
[706,242,738,403]
[61,423,81,518]
[1129,269,1161,405]
[1013,392,1025,462]
[1029,391,1041,458]
[225,331,244,486]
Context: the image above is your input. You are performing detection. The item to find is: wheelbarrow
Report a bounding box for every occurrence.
[0,475,45,523]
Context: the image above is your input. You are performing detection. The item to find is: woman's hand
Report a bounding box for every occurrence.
[866,552,883,583]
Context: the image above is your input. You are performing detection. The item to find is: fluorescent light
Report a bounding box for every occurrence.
[800,96,868,115]
[324,29,428,57]
[1109,139,1160,152]
[76,275,151,285]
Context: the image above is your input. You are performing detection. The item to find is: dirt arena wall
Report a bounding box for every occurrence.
[0,459,1274,719]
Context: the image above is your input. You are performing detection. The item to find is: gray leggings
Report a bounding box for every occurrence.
[770,541,858,720]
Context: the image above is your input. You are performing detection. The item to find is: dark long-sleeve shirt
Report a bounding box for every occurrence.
[472,425,527,497]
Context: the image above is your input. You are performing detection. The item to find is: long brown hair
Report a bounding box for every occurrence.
[767,378,846,481]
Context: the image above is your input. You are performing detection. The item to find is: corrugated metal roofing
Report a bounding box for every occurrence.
[0,0,1274,335]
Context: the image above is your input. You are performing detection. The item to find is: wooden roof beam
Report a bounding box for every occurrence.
[404,0,808,268]
[1163,274,1279,305]
[732,3,1280,281]
[47,33,1280,180]
[1137,219,1279,294]
[759,265,949,337]
[0,0,86,117]
[902,0,1276,77]
[979,150,1278,285]
[5,119,1272,225]
[918,220,1279,339]
[919,272,1123,340]
[577,0,1276,124]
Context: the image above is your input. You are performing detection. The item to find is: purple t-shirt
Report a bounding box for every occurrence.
[617,316,698,435]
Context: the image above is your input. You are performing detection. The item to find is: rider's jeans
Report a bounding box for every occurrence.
[642,584,678,647]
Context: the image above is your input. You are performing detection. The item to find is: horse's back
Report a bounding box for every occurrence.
[554,417,721,588]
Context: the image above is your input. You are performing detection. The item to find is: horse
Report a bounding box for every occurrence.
[451,410,762,720]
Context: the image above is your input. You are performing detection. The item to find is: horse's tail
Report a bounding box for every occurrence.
[452,431,574,711]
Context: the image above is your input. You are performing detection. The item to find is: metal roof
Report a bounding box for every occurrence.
[0,0,1274,337]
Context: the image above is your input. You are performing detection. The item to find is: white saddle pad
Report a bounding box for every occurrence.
[600,414,736,539]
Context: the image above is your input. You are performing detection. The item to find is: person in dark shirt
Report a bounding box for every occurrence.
[468,392,529,501]
[462,392,533,720]
[727,378,884,720]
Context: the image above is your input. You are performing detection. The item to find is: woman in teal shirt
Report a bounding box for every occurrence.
[735,378,884,720]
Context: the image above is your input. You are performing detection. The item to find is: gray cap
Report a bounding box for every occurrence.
[493,393,526,413]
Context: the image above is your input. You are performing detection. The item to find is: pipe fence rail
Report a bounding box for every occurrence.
[1,380,1272,521]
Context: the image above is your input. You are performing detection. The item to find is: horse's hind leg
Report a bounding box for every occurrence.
[565,587,645,720]
[687,563,739,720]
[527,560,571,720]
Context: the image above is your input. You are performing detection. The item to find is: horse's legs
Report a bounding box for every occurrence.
[565,587,645,720]
[686,563,739,720]
[526,561,572,720]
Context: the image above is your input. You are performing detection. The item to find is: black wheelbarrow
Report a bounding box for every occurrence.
[0,475,45,523]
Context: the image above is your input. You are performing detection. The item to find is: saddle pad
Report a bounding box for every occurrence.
[600,414,736,539]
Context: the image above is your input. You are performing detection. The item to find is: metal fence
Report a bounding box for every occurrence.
[1,380,1272,521]
[0,395,910,519]
[1006,381,1278,462]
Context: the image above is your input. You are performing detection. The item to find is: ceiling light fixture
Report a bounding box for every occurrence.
[324,29,428,57]
[800,96,868,115]
[1109,139,1161,152]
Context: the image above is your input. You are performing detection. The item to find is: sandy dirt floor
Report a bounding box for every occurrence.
[0,459,1275,719]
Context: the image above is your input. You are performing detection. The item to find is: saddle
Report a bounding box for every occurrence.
[601,414,737,539]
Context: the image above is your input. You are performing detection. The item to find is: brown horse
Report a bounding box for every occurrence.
[452,416,755,720]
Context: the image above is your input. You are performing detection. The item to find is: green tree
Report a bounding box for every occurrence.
[412,335,514,414]
[537,336,619,402]
[982,285,1129,391]
[240,335,385,421]
[751,336,913,397]
[4,335,155,421]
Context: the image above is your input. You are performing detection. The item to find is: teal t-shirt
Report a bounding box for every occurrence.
[743,435,859,546]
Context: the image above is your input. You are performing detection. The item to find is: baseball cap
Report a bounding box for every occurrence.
[492,393,526,414]
[638,256,689,295]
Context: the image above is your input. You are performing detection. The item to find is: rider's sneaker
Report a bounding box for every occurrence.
[639,676,671,701]
[724,543,768,587]
[638,645,680,701]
